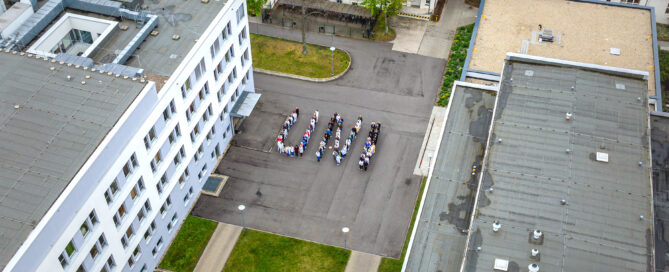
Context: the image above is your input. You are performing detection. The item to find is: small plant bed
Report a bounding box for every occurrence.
[250,34,350,78]
[660,49,669,108]
[378,177,427,272]
[658,23,669,41]
[371,14,396,42]
[159,216,218,272]
[438,24,474,106]
[224,229,350,272]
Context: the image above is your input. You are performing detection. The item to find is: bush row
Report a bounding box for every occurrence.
[438,24,474,106]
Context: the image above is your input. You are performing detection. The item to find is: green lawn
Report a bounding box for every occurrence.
[159,216,218,272]
[250,34,350,78]
[378,177,427,272]
[224,229,350,272]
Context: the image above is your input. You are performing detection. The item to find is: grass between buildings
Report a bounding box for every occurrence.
[224,229,350,272]
[658,23,669,41]
[250,34,350,78]
[660,49,669,107]
[371,14,397,42]
[159,216,218,272]
[378,177,428,272]
[438,24,474,107]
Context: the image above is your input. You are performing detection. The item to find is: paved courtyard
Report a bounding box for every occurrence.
[191,24,445,258]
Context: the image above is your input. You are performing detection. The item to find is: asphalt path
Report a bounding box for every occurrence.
[191,24,445,258]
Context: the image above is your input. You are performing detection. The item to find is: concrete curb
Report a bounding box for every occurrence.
[253,49,352,83]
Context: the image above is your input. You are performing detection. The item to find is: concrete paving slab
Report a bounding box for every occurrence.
[391,17,428,54]
[413,106,446,176]
[193,223,242,272]
[344,251,382,272]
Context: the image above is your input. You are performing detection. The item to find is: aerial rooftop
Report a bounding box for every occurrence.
[469,0,656,95]
[462,54,653,271]
[404,82,496,271]
[0,51,146,269]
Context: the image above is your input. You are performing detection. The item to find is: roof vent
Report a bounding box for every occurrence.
[539,29,554,42]
[13,104,20,109]
[151,30,159,36]
[172,34,181,40]
[596,152,609,163]
[493,258,509,271]
[615,83,625,90]
[530,248,540,258]
[532,229,542,240]
[66,75,72,81]
[610,48,621,55]
[565,112,572,120]
[528,263,540,272]
[492,221,501,232]
[524,70,534,76]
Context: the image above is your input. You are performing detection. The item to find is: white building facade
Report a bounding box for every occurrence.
[2,0,254,271]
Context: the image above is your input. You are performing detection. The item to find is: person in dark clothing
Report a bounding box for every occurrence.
[295,107,299,117]
[294,145,298,156]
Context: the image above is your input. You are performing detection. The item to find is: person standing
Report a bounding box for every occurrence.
[314,110,319,123]
[277,140,284,154]
[364,156,370,171]
[335,153,342,166]
[295,107,299,118]
[316,150,322,162]
[341,145,347,158]
[298,143,304,157]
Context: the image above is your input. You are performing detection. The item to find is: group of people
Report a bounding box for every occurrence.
[315,112,343,162]
[277,108,320,157]
[359,122,381,171]
[331,115,362,166]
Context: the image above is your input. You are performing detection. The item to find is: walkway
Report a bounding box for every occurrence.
[344,251,381,272]
[392,0,478,59]
[193,223,242,272]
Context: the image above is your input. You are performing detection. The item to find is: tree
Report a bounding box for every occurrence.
[247,0,268,17]
[361,0,402,35]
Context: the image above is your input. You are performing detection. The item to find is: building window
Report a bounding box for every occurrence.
[76,264,86,272]
[666,3,669,14]
[168,125,181,144]
[160,197,172,216]
[622,0,640,3]
[194,58,206,82]
[58,253,68,268]
[104,179,119,205]
[130,178,145,200]
[157,174,168,194]
[144,126,157,149]
[167,213,178,231]
[113,204,127,227]
[157,237,164,249]
[144,221,156,242]
[236,2,246,23]
[65,240,76,257]
[198,164,207,180]
[210,37,221,59]
[184,187,194,203]
[181,78,192,98]
[123,154,138,177]
[163,100,176,122]
[101,256,115,272]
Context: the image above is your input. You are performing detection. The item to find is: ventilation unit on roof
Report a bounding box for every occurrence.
[596,152,609,163]
[530,248,540,259]
[493,258,509,271]
[491,221,501,232]
[532,229,542,240]
[539,29,554,42]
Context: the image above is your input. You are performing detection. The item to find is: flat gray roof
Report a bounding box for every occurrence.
[404,83,496,271]
[120,0,229,76]
[463,58,653,271]
[650,112,669,270]
[0,51,146,269]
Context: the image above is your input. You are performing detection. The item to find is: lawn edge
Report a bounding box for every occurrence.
[253,49,351,82]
